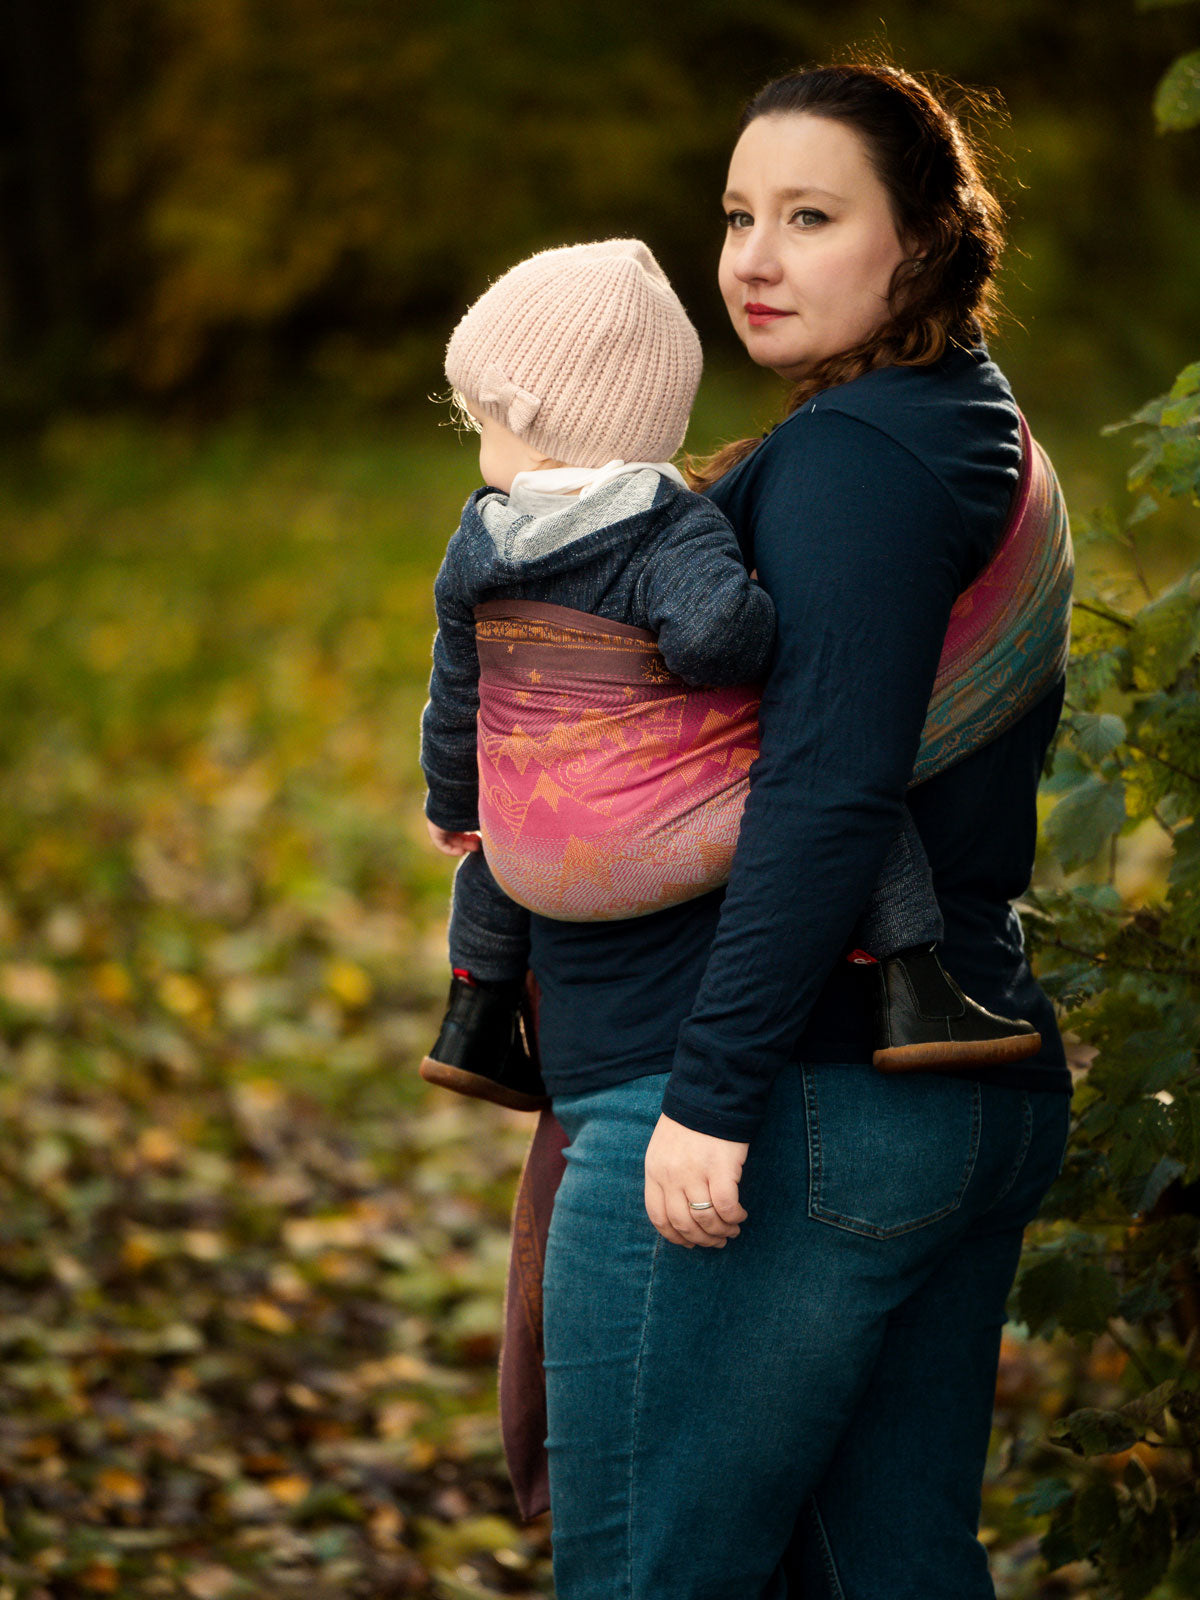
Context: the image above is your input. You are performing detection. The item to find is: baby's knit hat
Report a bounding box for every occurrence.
[445,239,702,469]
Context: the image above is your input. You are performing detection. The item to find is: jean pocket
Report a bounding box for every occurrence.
[802,1065,982,1239]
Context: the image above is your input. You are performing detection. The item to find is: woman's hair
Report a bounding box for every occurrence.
[689,61,1005,490]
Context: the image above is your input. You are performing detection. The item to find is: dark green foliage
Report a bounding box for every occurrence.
[1019,330,1200,1596]
[1154,49,1200,130]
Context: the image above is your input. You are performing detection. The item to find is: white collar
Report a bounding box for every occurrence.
[507,458,688,515]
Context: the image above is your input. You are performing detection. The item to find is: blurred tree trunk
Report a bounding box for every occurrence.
[0,0,94,388]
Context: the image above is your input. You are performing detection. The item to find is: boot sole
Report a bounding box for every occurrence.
[873,1032,1042,1073]
[419,1056,550,1112]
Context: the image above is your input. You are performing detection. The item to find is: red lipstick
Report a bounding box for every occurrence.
[745,302,793,326]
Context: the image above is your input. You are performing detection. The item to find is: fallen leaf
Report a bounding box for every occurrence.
[266,1473,311,1506]
[96,1466,147,1505]
[326,958,372,1007]
[77,1559,120,1593]
[1,962,61,1012]
[183,1564,239,1600]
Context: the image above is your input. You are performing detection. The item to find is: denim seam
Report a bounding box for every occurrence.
[982,1091,1034,1215]
[626,1231,665,1600]
[805,1074,983,1239]
[808,1495,847,1600]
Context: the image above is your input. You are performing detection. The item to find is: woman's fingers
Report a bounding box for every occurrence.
[708,1175,749,1226]
[643,1113,751,1248]
[667,1194,729,1246]
[644,1180,694,1248]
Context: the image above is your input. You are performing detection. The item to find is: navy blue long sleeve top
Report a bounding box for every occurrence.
[527,345,1071,1136]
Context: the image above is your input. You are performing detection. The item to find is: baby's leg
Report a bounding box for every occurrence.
[853,810,943,958]
[448,850,530,983]
[420,851,548,1111]
[855,809,1041,1073]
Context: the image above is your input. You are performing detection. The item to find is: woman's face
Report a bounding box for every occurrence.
[718,112,910,381]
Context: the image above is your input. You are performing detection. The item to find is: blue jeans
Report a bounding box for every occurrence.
[542,1063,1070,1600]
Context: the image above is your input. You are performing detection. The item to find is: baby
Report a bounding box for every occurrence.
[418,239,1039,1109]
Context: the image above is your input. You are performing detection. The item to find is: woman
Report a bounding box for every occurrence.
[527,62,1072,1599]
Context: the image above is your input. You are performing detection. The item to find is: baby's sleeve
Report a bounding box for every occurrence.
[420,543,483,831]
[639,495,776,686]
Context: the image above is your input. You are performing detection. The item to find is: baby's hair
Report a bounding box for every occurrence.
[430,386,483,437]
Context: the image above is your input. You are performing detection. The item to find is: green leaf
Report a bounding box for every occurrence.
[1161,392,1200,429]
[1101,1500,1173,1600]
[1017,1253,1120,1338]
[1041,1500,1082,1571]
[1074,1479,1121,1550]
[1051,1407,1140,1456]
[1044,775,1127,869]
[1016,1476,1075,1516]
[1072,712,1127,761]
[1135,1155,1186,1216]
[1120,1378,1178,1431]
[1042,746,1090,795]
[1154,50,1200,131]
[1129,582,1200,688]
[1127,493,1160,527]
[1169,360,1200,399]
[1172,1088,1200,1181]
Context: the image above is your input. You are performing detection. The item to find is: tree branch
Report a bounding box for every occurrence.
[1037,933,1200,982]
[1072,599,1134,630]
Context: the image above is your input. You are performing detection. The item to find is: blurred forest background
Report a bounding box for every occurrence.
[1,2,1199,1598]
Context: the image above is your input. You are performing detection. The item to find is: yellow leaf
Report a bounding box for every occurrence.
[326,958,372,1007]
[96,1467,147,1505]
[284,1382,322,1410]
[376,1399,428,1439]
[0,962,60,1013]
[283,1213,369,1253]
[85,622,130,671]
[183,1565,239,1600]
[91,961,131,1004]
[233,1076,284,1113]
[159,972,206,1017]
[182,1229,226,1261]
[137,1126,181,1165]
[121,1231,163,1272]
[368,1502,406,1548]
[244,1299,295,1335]
[266,1473,311,1506]
[77,1559,120,1593]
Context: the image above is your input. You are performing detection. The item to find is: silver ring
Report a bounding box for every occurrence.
[688,1200,714,1212]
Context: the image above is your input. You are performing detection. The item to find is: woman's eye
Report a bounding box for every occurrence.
[723,210,752,230]
[791,208,828,227]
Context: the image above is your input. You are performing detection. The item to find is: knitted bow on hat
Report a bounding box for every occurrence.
[477,366,542,437]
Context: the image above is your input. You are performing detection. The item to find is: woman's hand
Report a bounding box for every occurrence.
[644,1114,749,1248]
[427,820,482,856]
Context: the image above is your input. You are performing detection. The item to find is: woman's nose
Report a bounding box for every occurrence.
[732,228,782,284]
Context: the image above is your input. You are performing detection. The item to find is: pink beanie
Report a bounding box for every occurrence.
[445,239,702,469]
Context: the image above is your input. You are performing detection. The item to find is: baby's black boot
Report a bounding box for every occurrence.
[856,945,1042,1073]
[419,971,549,1111]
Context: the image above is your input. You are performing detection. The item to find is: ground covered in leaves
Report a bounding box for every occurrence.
[0,414,1142,1597]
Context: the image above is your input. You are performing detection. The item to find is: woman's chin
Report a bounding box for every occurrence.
[739,331,810,379]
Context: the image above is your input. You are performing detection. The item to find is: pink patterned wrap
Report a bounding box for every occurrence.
[475,415,1071,921]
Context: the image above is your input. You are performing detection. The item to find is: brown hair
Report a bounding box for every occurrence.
[688,61,1005,490]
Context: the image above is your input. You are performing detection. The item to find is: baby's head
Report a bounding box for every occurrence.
[445,239,702,492]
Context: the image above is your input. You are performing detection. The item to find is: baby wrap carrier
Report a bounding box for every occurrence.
[475,415,1073,924]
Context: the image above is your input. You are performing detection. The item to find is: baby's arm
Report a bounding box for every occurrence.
[638,495,776,686]
[420,542,483,833]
